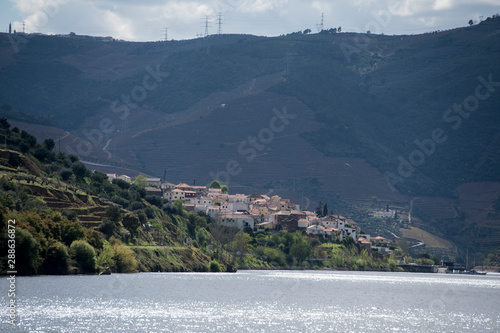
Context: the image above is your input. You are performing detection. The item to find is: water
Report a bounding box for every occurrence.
[1,270,499,332]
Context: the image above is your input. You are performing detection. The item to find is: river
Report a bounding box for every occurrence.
[1,270,499,332]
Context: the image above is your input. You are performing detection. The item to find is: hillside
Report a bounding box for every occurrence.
[1,17,500,259]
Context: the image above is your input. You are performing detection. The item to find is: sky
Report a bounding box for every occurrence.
[1,0,500,41]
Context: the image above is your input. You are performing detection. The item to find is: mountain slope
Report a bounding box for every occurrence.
[1,17,500,258]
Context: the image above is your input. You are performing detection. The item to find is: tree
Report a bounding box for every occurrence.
[230,231,252,258]
[16,228,40,275]
[122,212,141,235]
[316,201,323,217]
[97,244,115,269]
[0,118,10,130]
[338,26,341,32]
[72,161,87,180]
[221,185,229,193]
[303,28,311,34]
[323,203,328,217]
[210,180,221,189]
[468,19,474,26]
[70,240,97,273]
[42,242,70,274]
[112,242,138,273]
[43,138,55,151]
[290,237,311,265]
[106,206,122,223]
[133,174,148,188]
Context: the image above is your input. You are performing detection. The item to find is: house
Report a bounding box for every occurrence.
[165,189,185,201]
[298,218,310,228]
[145,187,162,197]
[269,210,307,231]
[106,173,117,181]
[193,196,213,207]
[344,227,357,240]
[183,191,197,203]
[175,183,194,191]
[117,175,131,182]
[162,182,176,191]
[227,194,250,211]
[371,236,390,246]
[219,213,255,230]
[147,178,162,187]
[358,237,372,251]
[306,225,325,236]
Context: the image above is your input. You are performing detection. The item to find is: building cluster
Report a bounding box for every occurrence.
[106,174,392,250]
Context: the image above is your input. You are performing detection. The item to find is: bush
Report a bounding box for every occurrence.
[15,228,40,275]
[70,240,97,273]
[42,242,70,274]
[112,243,138,273]
[209,260,222,272]
[100,219,117,237]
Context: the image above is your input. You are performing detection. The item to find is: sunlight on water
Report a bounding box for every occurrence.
[1,271,499,332]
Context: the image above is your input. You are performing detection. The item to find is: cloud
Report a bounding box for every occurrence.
[237,0,288,13]
[4,0,500,40]
[162,2,214,23]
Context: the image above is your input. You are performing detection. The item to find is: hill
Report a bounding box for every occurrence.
[1,17,500,259]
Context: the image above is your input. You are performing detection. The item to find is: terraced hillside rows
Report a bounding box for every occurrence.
[25,183,108,230]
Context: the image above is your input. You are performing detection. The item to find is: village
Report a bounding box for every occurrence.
[106,173,394,254]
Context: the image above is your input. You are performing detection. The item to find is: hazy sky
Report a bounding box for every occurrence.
[2,0,500,41]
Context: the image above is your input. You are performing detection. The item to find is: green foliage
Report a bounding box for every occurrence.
[42,242,70,274]
[209,260,222,272]
[106,205,122,222]
[230,231,253,257]
[112,241,138,273]
[289,235,312,264]
[70,240,96,273]
[43,138,55,151]
[96,244,115,269]
[210,180,221,189]
[133,174,148,188]
[15,227,41,275]
[221,185,229,193]
[122,213,141,236]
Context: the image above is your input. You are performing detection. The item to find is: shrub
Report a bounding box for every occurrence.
[209,260,221,272]
[112,243,138,273]
[42,242,70,274]
[15,228,40,275]
[70,240,97,273]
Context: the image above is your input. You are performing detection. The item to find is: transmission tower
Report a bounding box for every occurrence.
[204,16,210,37]
[217,12,222,35]
[163,27,168,41]
[22,21,25,33]
[316,13,324,32]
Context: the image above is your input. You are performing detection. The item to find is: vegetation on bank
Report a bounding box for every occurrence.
[0,120,494,274]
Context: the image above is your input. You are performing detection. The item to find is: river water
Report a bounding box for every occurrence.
[1,270,499,332]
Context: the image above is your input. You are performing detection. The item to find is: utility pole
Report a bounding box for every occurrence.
[22,21,25,33]
[217,12,222,35]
